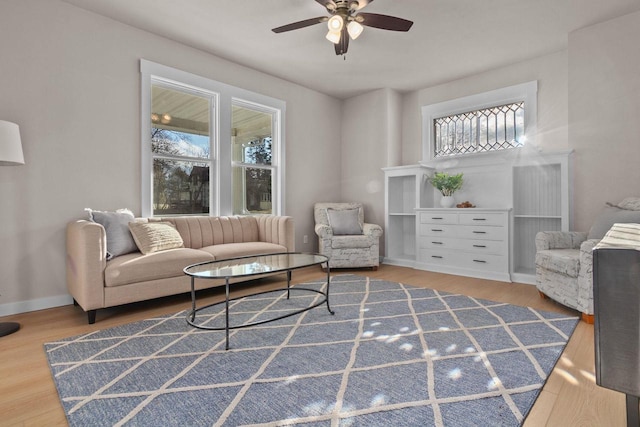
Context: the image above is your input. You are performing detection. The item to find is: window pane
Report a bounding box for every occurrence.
[153,159,209,215]
[433,101,524,158]
[151,85,210,158]
[232,166,272,215]
[232,105,272,165]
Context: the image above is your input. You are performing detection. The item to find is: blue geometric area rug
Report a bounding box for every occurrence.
[45,275,579,426]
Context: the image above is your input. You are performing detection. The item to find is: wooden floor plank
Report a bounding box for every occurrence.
[0,264,626,426]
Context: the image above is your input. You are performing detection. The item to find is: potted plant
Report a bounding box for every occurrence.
[427,172,464,208]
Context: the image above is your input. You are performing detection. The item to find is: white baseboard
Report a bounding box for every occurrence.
[0,294,73,317]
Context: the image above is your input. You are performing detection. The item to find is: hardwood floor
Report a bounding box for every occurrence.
[0,265,625,426]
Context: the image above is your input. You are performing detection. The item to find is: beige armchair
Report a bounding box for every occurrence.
[314,202,383,269]
[535,197,640,323]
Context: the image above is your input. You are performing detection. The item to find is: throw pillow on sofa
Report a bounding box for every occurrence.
[128,221,184,255]
[85,208,138,260]
[588,204,640,240]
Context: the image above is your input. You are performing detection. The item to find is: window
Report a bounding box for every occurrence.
[433,102,525,158]
[151,83,213,215]
[422,81,537,161]
[141,60,285,217]
[232,102,277,215]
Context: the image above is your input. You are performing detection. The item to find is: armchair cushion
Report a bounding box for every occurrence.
[327,208,363,235]
[535,249,580,278]
[331,235,373,249]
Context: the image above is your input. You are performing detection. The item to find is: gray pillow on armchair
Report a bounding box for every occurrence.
[326,208,363,235]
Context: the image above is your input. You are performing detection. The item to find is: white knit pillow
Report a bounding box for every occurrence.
[128,222,184,255]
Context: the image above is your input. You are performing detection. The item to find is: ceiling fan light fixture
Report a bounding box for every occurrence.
[327,15,344,32]
[347,20,364,39]
[326,29,341,44]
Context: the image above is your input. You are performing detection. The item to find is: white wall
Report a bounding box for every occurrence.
[568,10,640,232]
[401,50,570,165]
[340,88,402,253]
[0,0,342,314]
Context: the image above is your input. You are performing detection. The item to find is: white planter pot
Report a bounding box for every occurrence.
[440,196,455,208]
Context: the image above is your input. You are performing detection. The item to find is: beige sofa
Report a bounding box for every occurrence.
[66,215,294,324]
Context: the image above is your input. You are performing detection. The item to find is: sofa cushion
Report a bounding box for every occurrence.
[128,221,184,254]
[535,248,580,278]
[200,242,287,259]
[331,235,373,249]
[154,216,260,249]
[105,248,214,287]
[86,208,138,260]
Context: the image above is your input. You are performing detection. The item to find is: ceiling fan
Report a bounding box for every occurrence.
[272,0,413,56]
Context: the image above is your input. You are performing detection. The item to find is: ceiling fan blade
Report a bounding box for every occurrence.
[334,26,349,55]
[357,12,413,31]
[272,16,327,33]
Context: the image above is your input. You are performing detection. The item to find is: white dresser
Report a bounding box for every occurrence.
[415,208,511,282]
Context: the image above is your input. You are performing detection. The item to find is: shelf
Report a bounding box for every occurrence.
[514,215,562,219]
[389,212,416,216]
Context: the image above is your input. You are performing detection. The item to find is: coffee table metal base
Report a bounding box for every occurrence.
[187,269,333,350]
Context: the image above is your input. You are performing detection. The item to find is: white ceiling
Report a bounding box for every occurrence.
[62,0,640,99]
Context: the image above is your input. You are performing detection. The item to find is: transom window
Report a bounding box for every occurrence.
[433,101,525,158]
[422,81,537,161]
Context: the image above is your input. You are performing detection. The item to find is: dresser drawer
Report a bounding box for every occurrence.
[419,223,457,238]
[418,249,456,265]
[457,225,506,241]
[461,253,508,272]
[419,212,458,224]
[418,236,458,250]
[458,212,506,226]
[458,239,506,255]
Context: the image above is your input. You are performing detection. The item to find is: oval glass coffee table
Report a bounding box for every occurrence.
[184,252,333,350]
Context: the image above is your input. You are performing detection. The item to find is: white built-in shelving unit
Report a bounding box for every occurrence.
[383,151,572,284]
[383,165,433,266]
[511,152,571,283]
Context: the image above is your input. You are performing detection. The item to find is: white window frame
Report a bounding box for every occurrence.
[421,81,538,162]
[140,59,286,217]
[231,98,281,215]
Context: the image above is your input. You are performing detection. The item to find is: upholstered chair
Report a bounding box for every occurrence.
[314,202,383,269]
[535,197,640,323]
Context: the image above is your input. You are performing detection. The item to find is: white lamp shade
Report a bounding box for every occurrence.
[347,21,364,40]
[0,120,24,165]
[326,30,341,44]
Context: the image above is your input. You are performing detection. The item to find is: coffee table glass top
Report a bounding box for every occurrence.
[183,252,328,279]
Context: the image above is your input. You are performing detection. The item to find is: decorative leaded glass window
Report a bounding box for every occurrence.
[433,101,525,158]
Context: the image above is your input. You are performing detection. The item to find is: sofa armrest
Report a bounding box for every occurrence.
[66,220,107,311]
[363,223,383,239]
[535,231,588,251]
[256,215,295,252]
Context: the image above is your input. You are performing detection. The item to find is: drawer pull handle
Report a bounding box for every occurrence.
[473,218,487,221]
[473,259,487,263]
[431,255,443,259]
[432,241,443,245]
[473,231,487,234]
[432,217,444,220]
[473,244,486,248]
[431,229,443,232]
